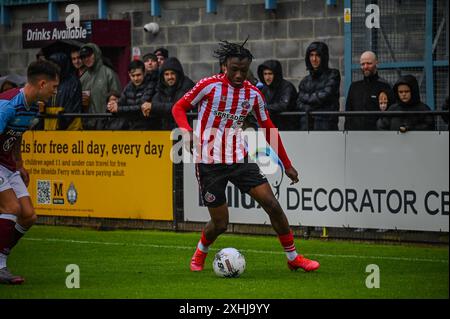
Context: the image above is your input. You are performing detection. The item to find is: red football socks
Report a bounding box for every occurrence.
[197,230,214,253]
[278,230,299,261]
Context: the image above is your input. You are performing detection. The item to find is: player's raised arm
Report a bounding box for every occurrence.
[172,95,196,154]
[172,76,216,131]
[172,95,193,131]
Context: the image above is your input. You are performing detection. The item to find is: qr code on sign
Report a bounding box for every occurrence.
[37,180,51,204]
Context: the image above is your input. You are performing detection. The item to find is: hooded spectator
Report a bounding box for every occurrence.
[79,43,121,130]
[257,60,298,130]
[142,57,195,130]
[378,75,435,131]
[297,42,341,130]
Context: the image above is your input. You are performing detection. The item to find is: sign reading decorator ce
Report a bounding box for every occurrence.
[184,131,449,232]
[22,131,173,221]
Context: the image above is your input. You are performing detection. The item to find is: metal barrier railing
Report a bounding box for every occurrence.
[37,110,450,131]
[38,110,450,118]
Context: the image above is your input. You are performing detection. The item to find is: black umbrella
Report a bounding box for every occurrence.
[0,74,27,91]
[40,39,86,59]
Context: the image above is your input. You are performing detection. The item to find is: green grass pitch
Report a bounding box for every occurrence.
[0,225,448,299]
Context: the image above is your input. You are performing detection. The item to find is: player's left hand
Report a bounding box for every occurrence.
[18,167,30,187]
[285,167,299,185]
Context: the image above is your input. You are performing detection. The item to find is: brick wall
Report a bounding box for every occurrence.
[132,0,344,88]
[0,0,345,90]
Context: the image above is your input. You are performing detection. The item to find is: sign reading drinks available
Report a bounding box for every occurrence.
[22,21,93,48]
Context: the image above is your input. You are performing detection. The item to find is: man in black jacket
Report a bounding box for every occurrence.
[141,57,195,130]
[106,60,155,130]
[257,60,298,130]
[297,42,341,130]
[345,51,395,130]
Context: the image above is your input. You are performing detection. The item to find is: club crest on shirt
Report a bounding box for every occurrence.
[241,100,250,110]
[221,95,227,102]
[204,191,216,203]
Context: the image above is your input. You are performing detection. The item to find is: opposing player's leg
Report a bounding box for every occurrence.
[0,188,25,285]
[248,182,320,272]
[14,195,37,247]
[191,204,229,271]
[0,170,36,284]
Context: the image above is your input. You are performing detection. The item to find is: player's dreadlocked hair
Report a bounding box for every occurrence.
[213,39,254,64]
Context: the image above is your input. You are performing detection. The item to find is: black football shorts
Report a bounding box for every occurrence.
[195,162,268,207]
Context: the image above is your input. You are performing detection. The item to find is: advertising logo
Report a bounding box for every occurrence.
[67,182,78,205]
[52,181,65,205]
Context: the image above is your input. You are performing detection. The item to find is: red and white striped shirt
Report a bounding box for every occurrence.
[172,73,292,169]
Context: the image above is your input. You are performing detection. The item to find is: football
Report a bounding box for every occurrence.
[213,247,246,278]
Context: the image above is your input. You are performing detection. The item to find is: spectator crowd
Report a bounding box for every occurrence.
[0,41,447,132]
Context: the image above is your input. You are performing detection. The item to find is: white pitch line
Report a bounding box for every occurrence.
[24,237,448,264]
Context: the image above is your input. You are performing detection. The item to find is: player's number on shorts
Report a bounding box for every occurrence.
[65,264,80,289]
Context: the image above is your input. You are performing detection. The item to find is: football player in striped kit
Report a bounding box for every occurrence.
[0,60,60,284]
[172,40,320,273]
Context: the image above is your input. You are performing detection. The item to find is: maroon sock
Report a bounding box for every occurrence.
[0,218,16,255]
[9,225,25,251]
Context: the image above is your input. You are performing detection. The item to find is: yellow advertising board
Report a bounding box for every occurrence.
[21,131,173,221]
